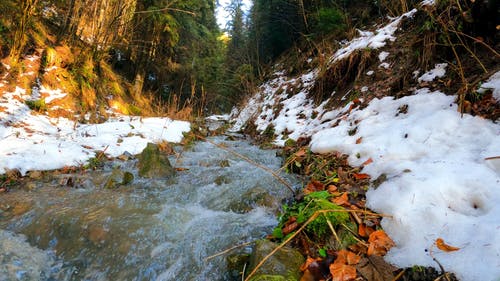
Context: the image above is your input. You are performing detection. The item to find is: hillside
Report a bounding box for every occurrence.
[230,1,499,280]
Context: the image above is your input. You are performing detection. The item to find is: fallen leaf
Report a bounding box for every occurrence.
[356,256,396,281]
[295,148,307,157]
[358,223,375,238]
[282,221,299,235]
[356,137,363,144]
[367,230,395,256]
[362,158,373,166]
[300,269,316,281]
[175,167,189,171]
[300,257,318,272]
[330,263,357,281]
[435,238,460,252]
[352,173,370,180]
[327,185,338,193]
[336,250,361,265]
[332,192,349,206]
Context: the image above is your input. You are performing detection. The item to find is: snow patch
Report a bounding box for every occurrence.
[330,9,417,63]
[310,90,500,281]
[478,71,500,102]
[418,63,448,82]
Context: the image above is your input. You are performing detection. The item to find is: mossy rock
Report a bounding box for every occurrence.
[247,240,304,281]
[137,143,175,179]
[227,186,279,214]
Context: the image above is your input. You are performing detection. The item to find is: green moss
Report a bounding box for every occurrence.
[25,99,46,112]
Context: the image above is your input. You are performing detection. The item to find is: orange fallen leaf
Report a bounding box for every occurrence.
[327,185,338,193]
[332,192,349,206]
[175,167,189,171]
[361,158,373,166]
[358,223,375,238]
[330,263,357,281]
[367,230,395,256]
[282,221,299,235]
[353,173,370,180]
[300,256,319,272]
[304,180,325,194]
[335,250,361,265]
[356,137,363,144]
[295,148,307,157]
[435,238,460,252]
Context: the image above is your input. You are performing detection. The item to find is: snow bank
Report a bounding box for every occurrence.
[310,90,500,281]
[330,9,417,63]
[0,85,190,175]
[479,70,500,102]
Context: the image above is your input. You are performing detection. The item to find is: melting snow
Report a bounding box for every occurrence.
[330,9,417,63]
[418,63,448,82]
[479,70,500,101]
[0,83,190,175]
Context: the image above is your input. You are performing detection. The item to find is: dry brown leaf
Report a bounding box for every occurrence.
[282,221,299,235]
[352,173,370,180]
[300,269,316,281]
[362,158,373,166]
[300,257,318,272]
[336,250,361,265]
[367,230,395,256]
[327,185,338,193]
[304,180,325,194]
[295,148,307,157]
[330,263,357,281]
[358,223,375,238]
[356,137,363,144]
[356,256,396,281]
[332,192,349,206]
[435,238,460,252]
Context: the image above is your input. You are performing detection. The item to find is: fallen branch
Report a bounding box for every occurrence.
[204,241,254,262]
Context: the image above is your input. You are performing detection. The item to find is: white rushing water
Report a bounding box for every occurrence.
[0,136,300,280]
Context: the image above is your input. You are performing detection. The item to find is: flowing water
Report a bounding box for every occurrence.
[0,136,300,281]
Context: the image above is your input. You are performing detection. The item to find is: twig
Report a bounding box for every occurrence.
[392,269,406,281]
[324,214,341,244]
[485,156,500,161]
[196,135,296,194]
[204,241,254,262]
[429,245,452,281]
[241,262,247,281]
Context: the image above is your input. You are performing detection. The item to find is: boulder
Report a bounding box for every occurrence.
[137,143,175,178]
[247,240,304,281]
[227,186,279,214]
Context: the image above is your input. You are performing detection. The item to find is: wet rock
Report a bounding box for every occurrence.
[28,170,43,180]
[137,143,175,178]
[12,202,31,216]
[214,175,231,185]
[227,186,279,214]
[226,253,251,279]
[88,225,108,246]
[247,240,304,281]
[104,169,134,189]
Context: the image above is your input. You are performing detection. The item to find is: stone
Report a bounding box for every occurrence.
[247,240,305,281]
[28,170,43,179]
[227,186,279,214]
[137,143,175,178]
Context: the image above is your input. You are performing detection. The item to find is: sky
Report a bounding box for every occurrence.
[216,0,252,29]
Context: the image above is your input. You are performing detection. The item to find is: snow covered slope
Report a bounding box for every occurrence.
[231,3,500,280]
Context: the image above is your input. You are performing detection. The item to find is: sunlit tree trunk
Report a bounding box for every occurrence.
[10,0,39,64]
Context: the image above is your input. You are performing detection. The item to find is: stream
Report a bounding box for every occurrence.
[0,136,300,281]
